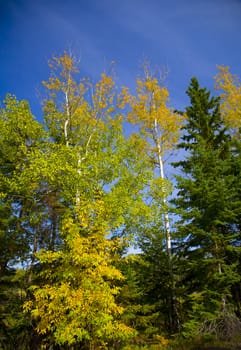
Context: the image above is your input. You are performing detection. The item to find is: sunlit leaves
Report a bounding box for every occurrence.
[0,94,44,167]
[215,65,241,134]
[25,216,135,348]
[19,53,153,348]
[129,74,184,154]
[3,52,241,348]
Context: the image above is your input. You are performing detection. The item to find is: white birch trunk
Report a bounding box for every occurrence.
[153,118,171,256]
[64,90,70,147]
[64,83,81,208]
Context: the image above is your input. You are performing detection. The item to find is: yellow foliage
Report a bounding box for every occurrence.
[129,74,184,154]
[42,52,130,153]
[0,192,6,200]
[48,51,79,75]
[215,65,241,133]
[24,212,135,347]
[154,334,169,347]
[117,86,131,109]
[92,73,115,114]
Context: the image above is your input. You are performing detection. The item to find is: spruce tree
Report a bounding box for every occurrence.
[173,78,241,340]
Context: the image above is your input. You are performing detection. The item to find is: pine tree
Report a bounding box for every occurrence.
[173,78,241,340]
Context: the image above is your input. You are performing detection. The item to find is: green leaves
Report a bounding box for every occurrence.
[1,53,241,349]
[17,54,153,348]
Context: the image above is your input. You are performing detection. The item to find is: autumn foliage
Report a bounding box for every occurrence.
[0,53,241,350]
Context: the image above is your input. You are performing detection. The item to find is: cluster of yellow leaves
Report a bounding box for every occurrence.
[48,51,79,76]
[90,73,131,125]
[42,52,83,104]
[42,53,132,155]
[93,73,115,111]
[129,76,184,153]
[215,65,241,133]
[117,86,131,109]
[24,215,135,348]
[154,334,169,347]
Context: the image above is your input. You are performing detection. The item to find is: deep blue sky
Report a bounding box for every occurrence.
[1,0,241,120]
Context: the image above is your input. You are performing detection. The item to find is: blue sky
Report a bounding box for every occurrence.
[1,0,241,120]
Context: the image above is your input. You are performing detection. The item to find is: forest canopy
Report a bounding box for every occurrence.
[0,53,241,350]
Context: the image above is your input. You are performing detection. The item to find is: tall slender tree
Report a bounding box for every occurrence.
[128,64,183,255]
[173,77,241,340]
[127,65,184,338]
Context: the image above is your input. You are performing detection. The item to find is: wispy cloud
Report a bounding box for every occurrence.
[98,0,241,79]
[1,0,241,113]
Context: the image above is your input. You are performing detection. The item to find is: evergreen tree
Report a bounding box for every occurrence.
[173,78,241,340]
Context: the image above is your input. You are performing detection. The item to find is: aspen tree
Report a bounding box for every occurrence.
[129,65,183,255]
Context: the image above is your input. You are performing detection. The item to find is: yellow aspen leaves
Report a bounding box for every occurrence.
[24,216,135,348]
[129,74,184,154]
[117,86,131,109]
[215,65,241,133]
